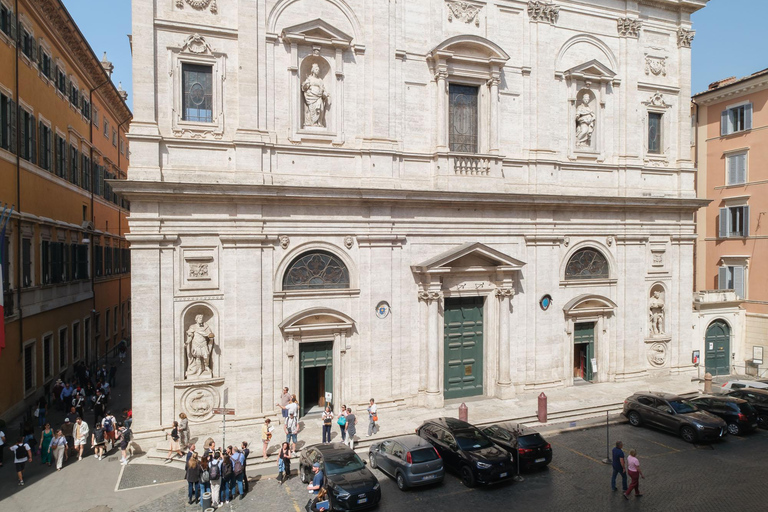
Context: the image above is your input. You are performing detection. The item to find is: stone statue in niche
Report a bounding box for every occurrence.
[185,314,215,379]
[575,93,596,147]
[649,289,665,336]
[302,63,331,128]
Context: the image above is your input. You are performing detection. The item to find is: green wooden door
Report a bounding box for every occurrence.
[444,297,484,400]
[705,320,730,376]
[574,322,595,381]
[299,342,333,415]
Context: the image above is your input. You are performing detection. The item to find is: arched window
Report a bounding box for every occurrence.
[283,251,350,291]
[565,248,610,280]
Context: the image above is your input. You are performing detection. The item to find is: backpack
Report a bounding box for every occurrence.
[103,417,114,432]
[122,429,132,443]
[210,462,220,481]
[94,428,105,443]
[234,459,244,476]
[337,415,346,426]
[222,461,233,479]
[201,469,210,484]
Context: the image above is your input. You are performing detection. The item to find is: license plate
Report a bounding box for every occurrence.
[535,458,546,463]
[422,475,435,480]
[358,498,368,504]
[499,472,508,478]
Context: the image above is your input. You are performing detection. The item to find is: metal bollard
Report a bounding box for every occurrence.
[201,492,212,510]
[459,402,468,423]
[704,372,712,394]
[537,393,547,423]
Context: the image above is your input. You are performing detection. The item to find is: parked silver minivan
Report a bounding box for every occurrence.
[369,434,444,490]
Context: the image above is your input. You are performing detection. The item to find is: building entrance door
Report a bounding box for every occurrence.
[573,322,595,381]
[444,296,484,400]
[300,341,333,416]
[705,320,730,376]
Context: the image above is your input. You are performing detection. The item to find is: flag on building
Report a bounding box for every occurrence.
[0,205,11,357]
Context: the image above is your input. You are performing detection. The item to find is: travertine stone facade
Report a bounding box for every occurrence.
[121,0,708,436]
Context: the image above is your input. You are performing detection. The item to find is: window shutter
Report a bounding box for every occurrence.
[19,110,26,158]
[30,115,36,164]
[726,155,736,185]
[30,35,37,60]
[718,207,729,238]
[733,266,745,299]
[743,206,750,237]
[38,120,44,167]
[745,103,753,130]
[720,110,727,136]
[47,128,52,170]
[9,99,16,154]
[739,153,747,184]
[37,39,42,66]
[718,266,727,290]
[10,12,16,42]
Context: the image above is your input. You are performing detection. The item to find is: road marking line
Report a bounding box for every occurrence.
[550,442,603,464]
[548,464,564,473]
[284,482,302,512]
[647,440,681,452]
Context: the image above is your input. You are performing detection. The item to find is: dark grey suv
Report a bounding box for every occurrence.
[623,392,727,443]
[369,434,444,490]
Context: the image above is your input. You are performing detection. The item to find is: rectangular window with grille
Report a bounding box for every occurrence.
[39,123,52,171]
[1,92,15,152]
[648,112,662,154]
[55,134,67,178]
[22,237,31,287]
[182,63,213,123]
[0,4,12,37]
[20,109,36,163]
[449,84,478,153]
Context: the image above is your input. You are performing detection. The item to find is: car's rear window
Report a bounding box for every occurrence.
[518,433,546,448]
[738,402,756,415]
[409,448,438,463]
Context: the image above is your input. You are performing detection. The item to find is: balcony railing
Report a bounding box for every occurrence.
[453,154,491,176]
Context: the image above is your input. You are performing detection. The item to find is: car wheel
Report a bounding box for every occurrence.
[396,472,408,491]
[680,425,696,443]
[299,466,308,483]
[369,453,377,469]
[727,423,740,436]
[460,466,476,488]
[627,411,642,427]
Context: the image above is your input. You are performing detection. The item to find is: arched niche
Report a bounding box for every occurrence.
[181,302,219,381]
[648,283,667,338]
[268,0,362,44]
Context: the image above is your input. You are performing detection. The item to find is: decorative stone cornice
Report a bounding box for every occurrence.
[418,291,443,303]
[32,0,131,122]
[494,288,514,298]
[181,34,214,55]
[176,0,218,14]
[677,28,695,48]
[527,1,560,25]
[643,91,671,108]
[617,17,642,38]
[447,1,482,27]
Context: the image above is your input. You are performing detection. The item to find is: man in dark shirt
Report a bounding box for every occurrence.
[611,440,627,492]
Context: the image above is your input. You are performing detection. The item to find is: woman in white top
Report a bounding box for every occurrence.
[321,405,334,443]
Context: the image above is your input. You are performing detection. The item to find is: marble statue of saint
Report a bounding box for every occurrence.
[575,93,596,147]
[185,314,215,378]
[649,290,665,336]
[302,63,331,128]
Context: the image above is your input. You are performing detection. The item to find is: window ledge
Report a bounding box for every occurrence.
[560,278,618,287]
[274,288,361,300]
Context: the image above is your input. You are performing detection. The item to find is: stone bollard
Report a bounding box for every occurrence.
[704,372,712,394]
[459,402,468,423]
[537,393,547,423]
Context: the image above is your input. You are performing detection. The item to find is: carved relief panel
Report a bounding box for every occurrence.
[180,247,219,291]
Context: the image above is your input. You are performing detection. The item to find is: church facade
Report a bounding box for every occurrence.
[120,0,709,436]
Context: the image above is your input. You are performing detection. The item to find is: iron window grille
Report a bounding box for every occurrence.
[182,63,214,123]
[283,251,350,290]
[449,84,479,153]
[565,248,610,280]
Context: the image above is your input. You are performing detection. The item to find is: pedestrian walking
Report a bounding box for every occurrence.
[165,421,184,462]
[39,423,54,466]
[262,418,272,460]
[307,462,324,494]
[92,389,107,425]
[185,453,202,505]
[611,440,628,492]
[277,442,291,484]
[186,443,197,464]
[49,430,68,470]
[91,423,107,460]
[624,449,645,500]
[59,382,74,412]
[367,399,378,437]
[102,411,117,451]
[72,392,86,420]
[74,417,89,461]
[0,428,6,468]
[344,408,357,449]
[117,422,132,465]
[118,341,127,363]
[61,417,75,457]
[276,387,291,420]
[10,438,32,485]
[221,453,235,504]
[36,396,48,428]
[285,412,299,455]
[241,441,251,492]
[337,405,348,442]
[179,413,190,449]
[322,405,334,443]
[209,451,222,508]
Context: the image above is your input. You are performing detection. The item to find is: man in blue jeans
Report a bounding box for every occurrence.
[611,440,627,492]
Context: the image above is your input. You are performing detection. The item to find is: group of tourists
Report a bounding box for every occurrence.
[181,440,251,507]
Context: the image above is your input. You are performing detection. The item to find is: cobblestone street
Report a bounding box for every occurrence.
[135,422,768,512]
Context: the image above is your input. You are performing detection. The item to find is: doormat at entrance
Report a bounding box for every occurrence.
[117,464,185,490]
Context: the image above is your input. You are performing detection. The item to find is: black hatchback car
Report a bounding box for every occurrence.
[481,423,552,471]
[727,388,768,429]
[299,443,381,510]
[688,395,759,435]
[416,418,514,487]
[623,392,727,443]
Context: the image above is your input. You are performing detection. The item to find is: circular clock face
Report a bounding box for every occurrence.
[375,301,390,319]
[540,295,552,311]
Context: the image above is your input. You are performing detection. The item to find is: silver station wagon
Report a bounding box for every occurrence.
[368,434,445,490]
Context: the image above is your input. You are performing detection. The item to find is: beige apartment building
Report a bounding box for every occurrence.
[693,69,768,378]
